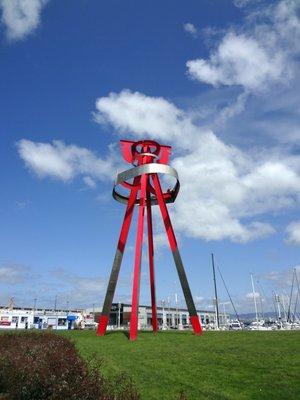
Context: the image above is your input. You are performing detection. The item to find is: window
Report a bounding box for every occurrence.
[12,316,18,323]
[47,317,57,326]
[58,318,67,326]
[21,317,28,323]
[166,314,172,325]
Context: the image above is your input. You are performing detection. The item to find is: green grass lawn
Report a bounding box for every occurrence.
[61,330,300,400]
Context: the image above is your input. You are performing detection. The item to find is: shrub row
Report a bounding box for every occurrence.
[0,332,139,400]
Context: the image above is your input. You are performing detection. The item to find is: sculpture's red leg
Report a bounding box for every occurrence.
[152,173,203,335]
[146,181,158,333]
[97,178,139,336]
[129,174,147,341]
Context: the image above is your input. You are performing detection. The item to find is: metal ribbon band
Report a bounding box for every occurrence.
[113,163,180,205]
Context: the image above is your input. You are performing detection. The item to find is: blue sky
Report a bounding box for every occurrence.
[0,0,299,314]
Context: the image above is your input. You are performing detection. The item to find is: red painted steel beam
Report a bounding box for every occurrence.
[97,178,139,336]
[152,173,203,335]
[146,180,158,333]
[129,173,147,341]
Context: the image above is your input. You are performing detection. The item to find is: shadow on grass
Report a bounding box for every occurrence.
[103,330,130,339]
[101,330,163,339]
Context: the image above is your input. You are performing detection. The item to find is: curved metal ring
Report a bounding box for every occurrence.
[113,163,180,205]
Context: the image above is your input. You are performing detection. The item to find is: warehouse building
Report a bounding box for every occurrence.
[0,303,228,330]
[0,306,83,330]
[90,303,228,329]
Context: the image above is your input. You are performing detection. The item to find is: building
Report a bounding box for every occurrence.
[0,306,83,330]
[89,303,228,329]
[0,303,228,331]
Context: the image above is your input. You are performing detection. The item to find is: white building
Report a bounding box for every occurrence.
[0,306,83,331]
[88,303,228,330]
[0,303,228,331]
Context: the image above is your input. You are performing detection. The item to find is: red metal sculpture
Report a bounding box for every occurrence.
[97,139,203,340]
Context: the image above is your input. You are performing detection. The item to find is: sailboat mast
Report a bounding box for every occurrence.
[250,273,259,326]
[211,253,220,329]
[287,268,295,323]
[256,280,265,320]
[217,264,241,324]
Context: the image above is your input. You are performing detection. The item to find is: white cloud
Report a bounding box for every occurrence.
[233,0,260,8]
[262,266,300,289]
[0,0,48,41]
[83,176,96,189]
[17,139,115,186]
[52,268,104,293]
[50,268,106,307]
[153,232,169,248]
[205,81,300,145]
[94,89,300,242]
[94,89,198,148]
[246,291,260,299]
[183,22,198,37]
[95,191,111,203]
[0,263,29,284]
[286,221,300,245]
[187,32,285,91]
[186,0,300,91]
[194,296,204,303]
[0,264,107,309]
[15,200,30,209]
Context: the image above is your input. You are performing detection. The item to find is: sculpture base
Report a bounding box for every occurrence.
[190,315,203,335]
[97,315,109,336]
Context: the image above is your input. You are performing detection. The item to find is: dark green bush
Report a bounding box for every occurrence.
[0,332,139,400]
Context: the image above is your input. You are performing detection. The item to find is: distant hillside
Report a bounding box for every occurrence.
[237,312,277,321]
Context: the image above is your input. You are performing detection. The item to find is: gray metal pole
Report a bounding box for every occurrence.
[287,268,295,323]
[211,253,220,329]
[250,273,259,326]
[54,295,57,312]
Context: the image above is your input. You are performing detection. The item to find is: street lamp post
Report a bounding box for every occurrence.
[175,293,178,328]
[167,297,171,328]
[118,301,121,329]
[161,299,166,330]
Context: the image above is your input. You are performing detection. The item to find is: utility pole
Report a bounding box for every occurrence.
[167,297,171,328]
[33,298,37,313]
[211,253,220,330]
[8,297,14,311]
[175,293,179,328]
[54,295,57,311]
[118,301,121,329]
[54,295,58,330]
[161,299,166,330]
[33,298,37,326]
